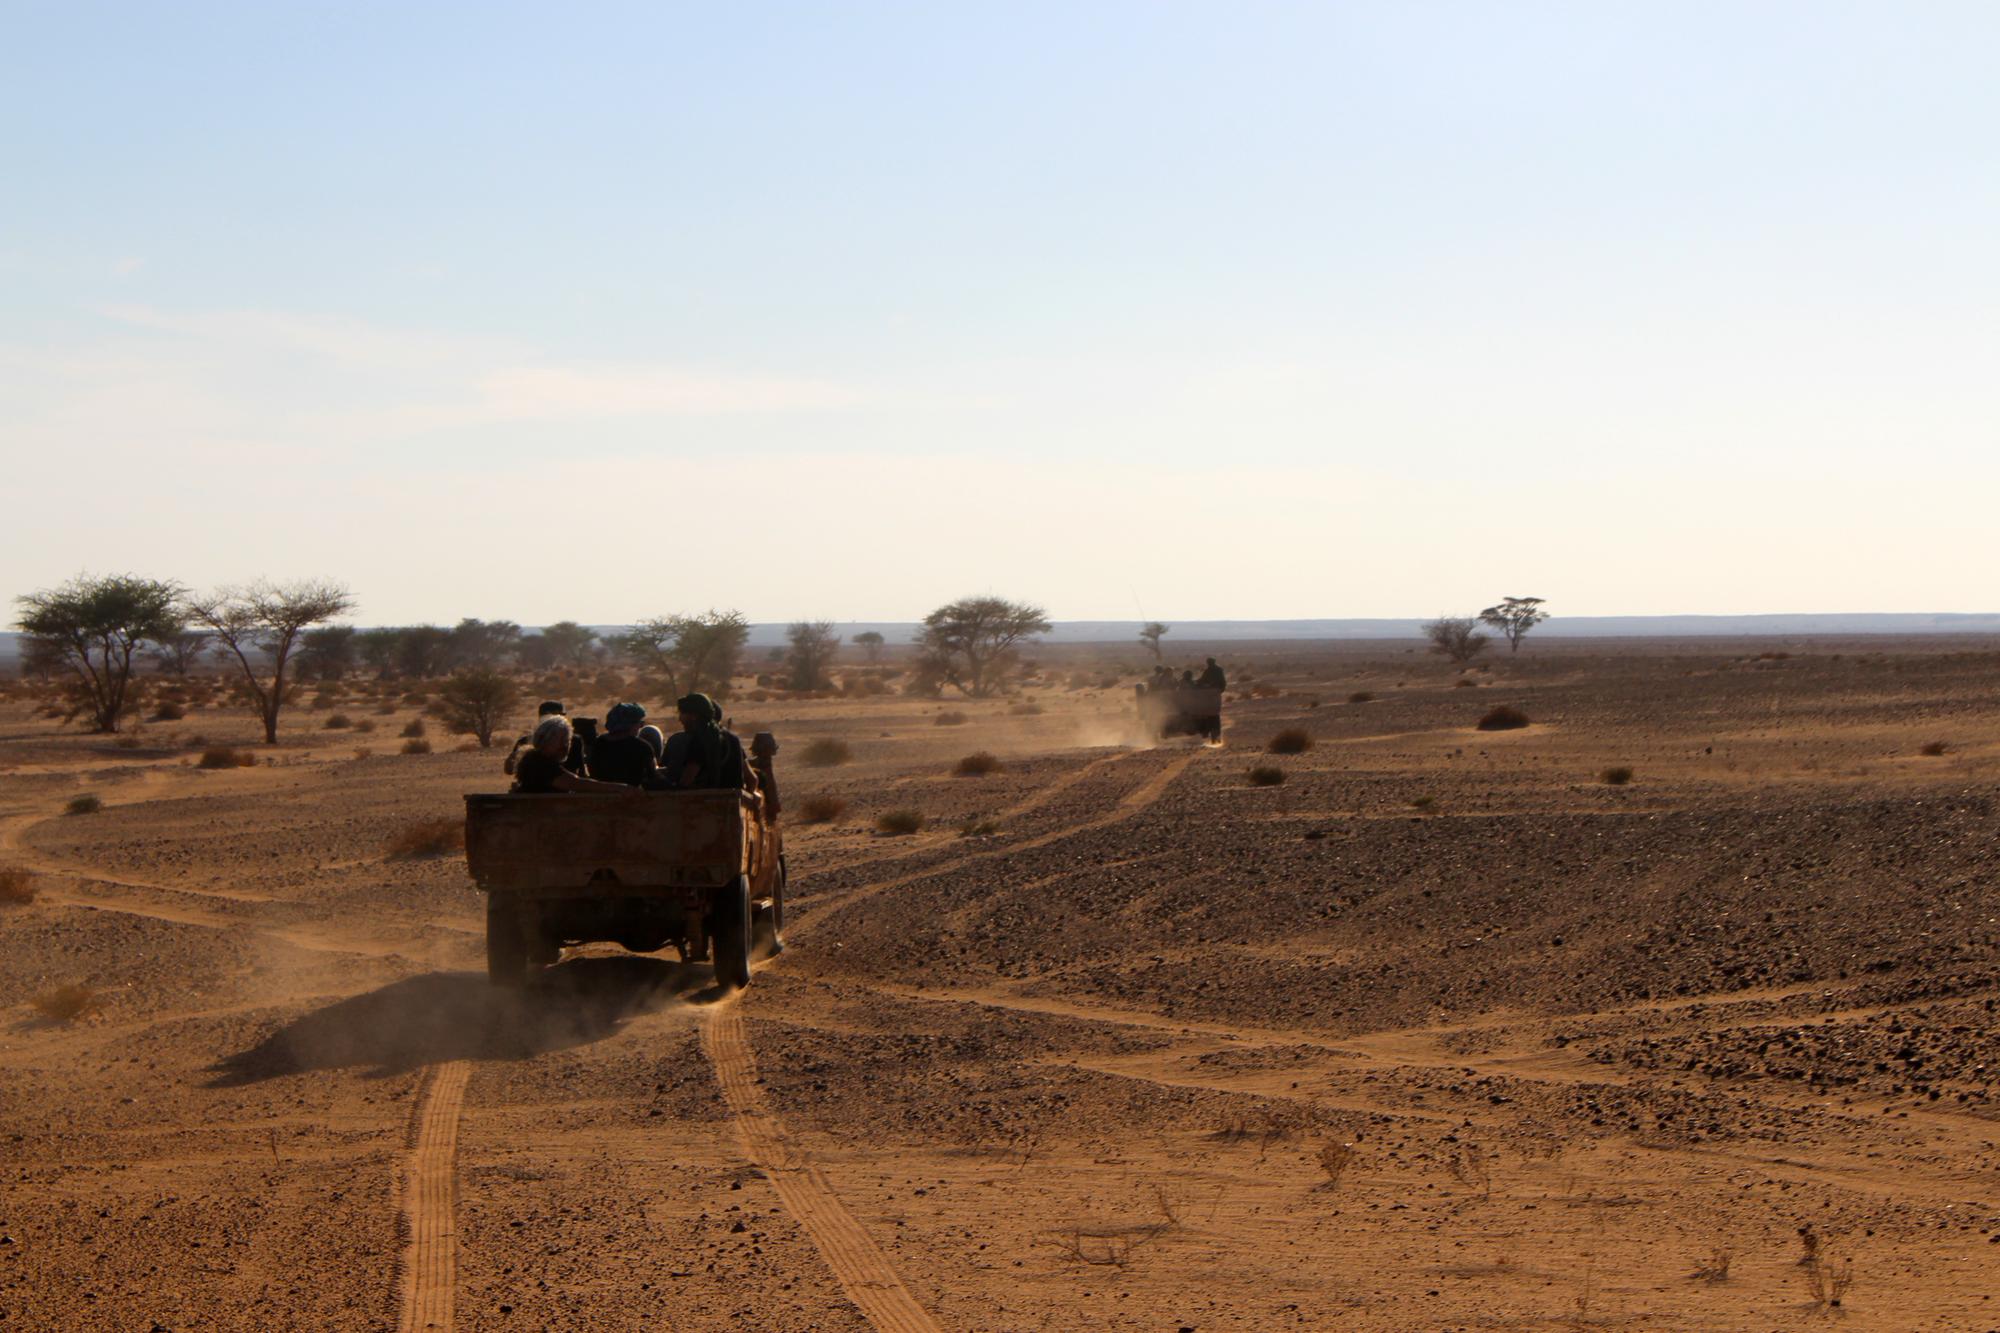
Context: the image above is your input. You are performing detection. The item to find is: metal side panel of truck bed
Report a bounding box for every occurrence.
[463,790,752,895]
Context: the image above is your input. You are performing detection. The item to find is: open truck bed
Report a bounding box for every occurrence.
[463,789,784,989]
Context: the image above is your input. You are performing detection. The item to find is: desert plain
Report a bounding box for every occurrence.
[3,638,1999,1331]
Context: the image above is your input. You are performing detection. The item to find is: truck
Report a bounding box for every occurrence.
[1135,683,1224,743]
[463,785,786,990]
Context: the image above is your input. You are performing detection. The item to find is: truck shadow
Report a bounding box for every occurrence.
[208,955,719,1085]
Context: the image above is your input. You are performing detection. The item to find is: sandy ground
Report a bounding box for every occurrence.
[3,638,2000,1331]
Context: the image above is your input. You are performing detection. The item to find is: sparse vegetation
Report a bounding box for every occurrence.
[796,794,848,824]
[1803,1251,1854,1308]
[1247,765,1286,787]
[324,713,352,729]
[187,579,355,744]
[955,751,1002,776]
[0,868,35,905]
[801,739,852,767]
[400,718,427,739]
[915,596,1052,697]
[1347,690,1374,704]
[384,817,465,859]
[1267,727,1313,754]
[957,816,1001,838]
[1478,596,1550,653]
[1689,1245,1733,1283]
[437,668,517,747]
[1008,700,1044,716]
[1422,615,1489,666]
[1410,795,1437,811]
[934,711,968,726]
[64,794,104,815]
[1920,740,1949,756]
[401,737,433,755]
[151,701,186,721]
[1476,704,1531,731]
[31,983,100,1022]
[875,809,925,835]
[1601,766,1634,785]
[197,748,256,769]
[1316,1142,1355,1188]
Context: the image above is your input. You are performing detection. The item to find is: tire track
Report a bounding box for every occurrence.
[397,1059,472,1333]
[702,1008,942,1333]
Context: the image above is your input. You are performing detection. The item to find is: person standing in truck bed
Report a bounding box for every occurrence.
[587,701,658,786]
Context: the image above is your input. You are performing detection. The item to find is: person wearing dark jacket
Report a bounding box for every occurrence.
[1196,658,1226,690]
[667,692,751,791]
[588,701,658,786]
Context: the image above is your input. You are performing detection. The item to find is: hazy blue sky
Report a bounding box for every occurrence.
[4,2,1996,624]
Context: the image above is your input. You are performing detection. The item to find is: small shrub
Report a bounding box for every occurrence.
[1601,766,1634,785]
[876,809,926,836]
[401,737,433,755]
[0,868,35,905]
[113,734,143,749]
[150,702,186,721]
[400,718,427,739]
[384,817,464,859]
[1267,727,1313,755]
[1410,795,1437,811]
[31,983,99,1023]
[324,713,353,730]
[802,739,852,768]
[1347,691,1374,704]
[1920,740,1949,756]
[1247,766,1286,787]
[197,748,255,770]
[64,794,104,815]
[1454,678,1477,688]
[796,794,848,824]
[1476,705,1531,731]
[934,711,968,726]
[958,816,1001,838]
[373,703,397,716]
[955,751,1003,777]
[353,719,376,733]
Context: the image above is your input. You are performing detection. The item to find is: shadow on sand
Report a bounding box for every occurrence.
[209,955,720,1085]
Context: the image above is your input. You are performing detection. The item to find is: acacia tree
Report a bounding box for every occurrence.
[539,620,599,668]
[1479,596,1550,653]
[916,596,1052,697]
[785,620,841,691]
[438,669,517,747]
[617,610,750,698]
[149,627,214,676]
[448,618,522,670]
[15,574,183,731]
[188,579,355,743]
[852,630,885,664]
[296,625,357,681]
[1138,621,1169,660]
[1422,615,1489,666]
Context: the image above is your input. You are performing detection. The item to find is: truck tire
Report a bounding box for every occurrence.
[753,855,786,959]
[486,892,528,988]
[711,875,753,991]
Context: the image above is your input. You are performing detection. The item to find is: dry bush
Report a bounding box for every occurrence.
[401,737,433,755]
[32,983,99,1022]
[958,816,1001,838]
[324,713,352,729]
[1267,727,1313,754]
[150,702,186,721]
[955,751,1002,777]
[1920,740,1949,756]
[1317,1142,1355,1188]
[1347,690,1374,704]
[197,748,255,770]
[876,809,925,836]
[1448,1144,1493,1198]
[1246,765,1286,787]
[353,718,376,733]
[1475,704,1531,731]
[934,711,968,726]
[64,794,103,815]
[1454,677,1477,688]
[795,794,848,824]
[1601,766,1634,785]
[373,702,397,715]
[385,817,464,859]
[0,868,35,905]
[1803,1253,1854,1308]
[1410,795,1437,811]
[801,739,852,768]
[400,718,427,739]
[114,734,143,749]
[1689,1246,1733,1283]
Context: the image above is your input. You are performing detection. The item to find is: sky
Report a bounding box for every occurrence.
[3,2,1997,626]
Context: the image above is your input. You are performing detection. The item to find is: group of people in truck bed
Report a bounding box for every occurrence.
[502,693,755,798]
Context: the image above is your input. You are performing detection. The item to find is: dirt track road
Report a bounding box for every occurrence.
[6,648,2000,1328]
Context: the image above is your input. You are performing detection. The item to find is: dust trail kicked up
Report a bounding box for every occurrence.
[398,1060,472,1332]
[702,1007,942,1333]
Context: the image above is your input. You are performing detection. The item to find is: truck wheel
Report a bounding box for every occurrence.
[753,855,786,959]
[711,875,753,991]
[486,893,529,988]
